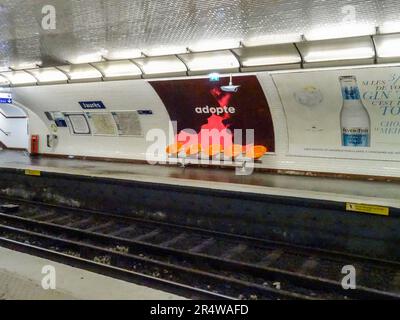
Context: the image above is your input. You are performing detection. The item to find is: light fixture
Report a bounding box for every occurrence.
[373,33,400,63]
[10,61,41,70]
[297,36,375,67]
[68,52,105,64]
[233,44,301,71]
[305,23,376,41]
[178,50,239,75]
[27,67,68,84]
[57,64,102,82]
[142,46,187,56]
[188,39,240,52]
[379,21,400,34]
[91,60,142,80]
[0,70,37,86]
[242,33,302,47]
[133,56,187,77]
[103,49,142,60]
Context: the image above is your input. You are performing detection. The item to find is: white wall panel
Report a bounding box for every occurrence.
[12,80,171,160]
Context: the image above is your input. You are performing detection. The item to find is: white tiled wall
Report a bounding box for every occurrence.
[12,72,400,178]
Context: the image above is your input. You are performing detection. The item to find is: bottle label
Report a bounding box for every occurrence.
[342,128,369,147]
[341,86,361,100]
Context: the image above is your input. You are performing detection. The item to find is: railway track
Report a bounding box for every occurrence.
[0,196,399,300]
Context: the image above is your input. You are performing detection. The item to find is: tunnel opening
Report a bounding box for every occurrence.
[0,104,29,151]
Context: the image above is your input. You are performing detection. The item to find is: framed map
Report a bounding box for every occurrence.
[112,111,142,136]
[65,113,90,134]
[86,112,118,135]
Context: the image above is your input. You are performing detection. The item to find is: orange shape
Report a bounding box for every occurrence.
[245,145,267,159]
[185,144,202,156]
[166,142,183,155]
[204,144,223,157]
[224,144,243,158]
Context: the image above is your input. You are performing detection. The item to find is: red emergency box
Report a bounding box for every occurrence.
[30,135,39,155]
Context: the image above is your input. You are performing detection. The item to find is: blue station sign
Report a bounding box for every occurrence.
[79,101,106,109]
[0,92,12,104]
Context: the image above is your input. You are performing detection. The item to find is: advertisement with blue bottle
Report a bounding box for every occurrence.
[272,66,400,161]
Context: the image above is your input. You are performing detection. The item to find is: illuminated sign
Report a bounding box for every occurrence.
[208,72,220,82]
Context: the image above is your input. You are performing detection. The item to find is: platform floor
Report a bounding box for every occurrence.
[0,246,185,300]
[0,150,399,208]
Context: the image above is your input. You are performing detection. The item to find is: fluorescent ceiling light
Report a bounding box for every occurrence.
[143,46,187,56]
[92,60,142,79]
[68,52,104,64]
[233,44,301,67]
[27,67,68,84]
[189,39,240,52]
[298,37,375,63]
[242,33,302,47]
[104,49,142,60]
[133,56,187,75]
[10,61,41,70]
[304,47,374,62]
[380,21,400,34]
[0,70,37,85]
[305,23,376,41]
[57,64,102,81]
[374,33,400,61]
[179,50,240,72]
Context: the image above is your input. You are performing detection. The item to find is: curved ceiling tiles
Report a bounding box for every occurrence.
[0,0,398,70]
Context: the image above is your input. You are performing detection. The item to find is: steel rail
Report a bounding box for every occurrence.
[2,195,399,270]
[0,210,397,299]
[0,223,309,300]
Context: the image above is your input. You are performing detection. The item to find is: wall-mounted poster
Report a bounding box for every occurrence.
[112,111,142,136]
[272,66,400,161]
[65,113,90,134]
[150,75,275,151]
[86,112,118,135]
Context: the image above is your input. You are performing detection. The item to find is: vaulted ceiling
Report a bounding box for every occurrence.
[0,0,397,69]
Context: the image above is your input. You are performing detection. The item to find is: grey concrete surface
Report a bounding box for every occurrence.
[0,150,399,207]
[0,246,185,300]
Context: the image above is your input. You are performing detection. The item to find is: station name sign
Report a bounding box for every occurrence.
[79,101,106,109]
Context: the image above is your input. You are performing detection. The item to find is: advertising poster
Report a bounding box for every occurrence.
[272,66,400,161]
[150,75,275,152]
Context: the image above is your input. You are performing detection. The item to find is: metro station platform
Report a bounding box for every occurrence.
[0,149,399,263]
[0,149,398,209]
[0,246,184,300]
